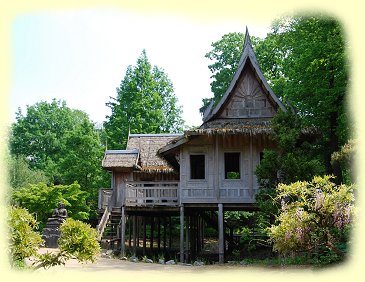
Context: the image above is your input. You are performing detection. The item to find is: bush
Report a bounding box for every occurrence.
[58,218,100,262]
[34,218,100,269]
[268,175,354,265]
[8,206,43,268]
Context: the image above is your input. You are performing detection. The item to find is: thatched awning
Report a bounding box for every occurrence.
[102,149,139,169]
[126,134,182,173]
[186,118,273,136]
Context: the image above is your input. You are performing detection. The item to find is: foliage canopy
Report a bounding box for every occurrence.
[12,182,90,228]
[104,50,184,149]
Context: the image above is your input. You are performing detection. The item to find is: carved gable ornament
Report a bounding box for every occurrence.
[203,27,285,123]
[219,66,276,119]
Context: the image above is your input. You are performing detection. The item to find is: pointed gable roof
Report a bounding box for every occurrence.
[203,27,286,123]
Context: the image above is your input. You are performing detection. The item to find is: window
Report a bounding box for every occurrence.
[190,154,205,179]
[224,152,240,179]
[260,151,264,162]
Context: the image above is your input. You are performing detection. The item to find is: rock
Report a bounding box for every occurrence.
[158,259,165,264]
[193,260,205,266]
[105,250,113,255]
[165,259,175,265]
[129,256,139,263]
[119,256,128,261]
[145,258,153,263]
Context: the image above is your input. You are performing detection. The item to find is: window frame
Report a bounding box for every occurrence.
[189,153,206,180]
[224,151,241,180]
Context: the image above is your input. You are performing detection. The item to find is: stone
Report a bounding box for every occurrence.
[42,202,68,248]
[145,258,153,263]
[119,256,128,261]
[129,256,138,263]
[165,260,175,265]
[158,259,165,264]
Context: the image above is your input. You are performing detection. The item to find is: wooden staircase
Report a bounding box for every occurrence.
[97,207,122,241]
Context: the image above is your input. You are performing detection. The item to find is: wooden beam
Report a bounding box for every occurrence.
[133,216,137,252]
[120,206,126,257]
[143,217,146,255]
[150,216,154,252]
[218,203,224,263]
[180,205,184,263]
[163,216,167,251]
[249,134,253,199]
[157,217,161,252]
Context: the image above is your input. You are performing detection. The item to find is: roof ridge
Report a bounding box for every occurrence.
[129,133,183,137]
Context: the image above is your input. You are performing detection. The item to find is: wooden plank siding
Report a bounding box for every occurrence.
[179,134,275,204]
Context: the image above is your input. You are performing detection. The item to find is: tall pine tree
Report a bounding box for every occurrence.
[104,50,184,149]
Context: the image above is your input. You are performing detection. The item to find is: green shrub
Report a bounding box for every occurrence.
[8,206,43,268]
[268,175,354,265]
[34,218,100,269]
[58,218,100,263]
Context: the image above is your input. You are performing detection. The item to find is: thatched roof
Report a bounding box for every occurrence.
[126,134,182,173]
[102,149,139,169]
[187,118,273,136]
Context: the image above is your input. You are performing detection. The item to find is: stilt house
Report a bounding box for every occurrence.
[97,28,286,263]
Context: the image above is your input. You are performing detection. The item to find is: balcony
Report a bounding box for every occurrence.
[125,181,179,206]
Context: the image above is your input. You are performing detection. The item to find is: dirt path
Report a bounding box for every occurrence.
[29,248,312,273]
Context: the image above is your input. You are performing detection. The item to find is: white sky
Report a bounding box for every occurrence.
[11,8,272,127]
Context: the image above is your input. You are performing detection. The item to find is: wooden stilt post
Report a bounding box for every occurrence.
[185,216,189,262]
[190,215,196,261]
[128,216,132,248]
[196,215,201,254]
[133,215,137,253]
[157,217,161,252]
[200,217,205,250]
[218,203,224,263]
[180,205,184,263]
[169,216,172,250]
[136,217,139,248]
[163,216,167,252]
[120,206,126,257]
[143,217,147,255]
[150,216,154,252]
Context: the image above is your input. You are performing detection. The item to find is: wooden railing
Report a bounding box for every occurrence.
[125,181,179,206]
[98,189,112,210]
[96,189,113,240]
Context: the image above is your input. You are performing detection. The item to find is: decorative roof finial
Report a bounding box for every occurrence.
[243,26,252,49]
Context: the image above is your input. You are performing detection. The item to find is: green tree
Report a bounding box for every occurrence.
[58,118,106,190]
[269,15,350,180]
[268,176,354,265]
[8,155,49,190]
[105,50,184,149]
[10,100,76,180]
[331,139,356,184]
[10,99,107,189]
[12,182,90,228]
[8,206,43,268]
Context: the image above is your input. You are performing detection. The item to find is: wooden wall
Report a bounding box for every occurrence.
[180,134,274,204]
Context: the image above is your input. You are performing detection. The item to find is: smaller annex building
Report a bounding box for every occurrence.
[97,28,286,263]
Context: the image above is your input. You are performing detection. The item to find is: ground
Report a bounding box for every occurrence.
[26,248,312,272]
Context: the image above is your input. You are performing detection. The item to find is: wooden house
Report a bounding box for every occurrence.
[98,28,286,263]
